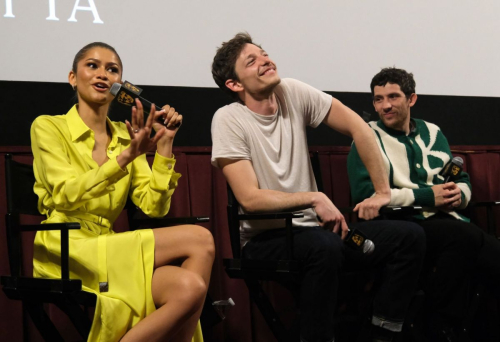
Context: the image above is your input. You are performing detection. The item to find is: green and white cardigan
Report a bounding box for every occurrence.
[347,118,471,221]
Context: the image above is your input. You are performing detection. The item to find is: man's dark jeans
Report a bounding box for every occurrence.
[417,213,500,325]
[242,220,425,342]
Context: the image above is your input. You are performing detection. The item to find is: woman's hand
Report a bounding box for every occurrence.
[153,104,183,139]
[118,99,167,168]
[152,104,183,158]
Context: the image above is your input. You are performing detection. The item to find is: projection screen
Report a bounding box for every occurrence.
[1,0,499,97]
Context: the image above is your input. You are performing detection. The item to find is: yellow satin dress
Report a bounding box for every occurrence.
[30,105,203,342]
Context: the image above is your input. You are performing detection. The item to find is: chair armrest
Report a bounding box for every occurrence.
[131,216,210,229]
[468,201,500,207]
[340,205,422,214]
[238,212,304,220]
[126,202,210,229]
[379,205,423,215]
[235,211,303,261]
[466,201,500,237]
[340,205,422,219]
[1,276,83,295]
[19,222,81,232]
[17,222,80,281]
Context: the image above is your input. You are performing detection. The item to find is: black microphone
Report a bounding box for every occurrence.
[110,81,161,115]
[110,81,181,128]
[316,210,375,254]
[439,157,464,183]
[345,228,375,254]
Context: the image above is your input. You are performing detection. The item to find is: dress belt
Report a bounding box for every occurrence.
[55,210,112,229]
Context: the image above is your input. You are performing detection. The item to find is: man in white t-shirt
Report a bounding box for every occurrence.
[211,32,425,342]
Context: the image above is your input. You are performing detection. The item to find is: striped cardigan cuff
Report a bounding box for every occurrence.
[413,187,435,207]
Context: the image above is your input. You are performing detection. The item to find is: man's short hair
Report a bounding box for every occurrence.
[370,67,416,98]
[212,32,261,100]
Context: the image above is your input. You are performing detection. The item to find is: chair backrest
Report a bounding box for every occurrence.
[226,185,242,259]
[5,154,40,216]
[4,154,43,277]
[310,151,324,193]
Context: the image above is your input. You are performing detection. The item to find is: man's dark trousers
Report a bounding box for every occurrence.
[242,220,425,342]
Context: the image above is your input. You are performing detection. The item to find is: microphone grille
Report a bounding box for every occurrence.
[452,156,464,167]
[110,83,122,96]
[363,239,375,254]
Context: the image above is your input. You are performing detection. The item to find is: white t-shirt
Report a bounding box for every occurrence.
[211,78,332,245]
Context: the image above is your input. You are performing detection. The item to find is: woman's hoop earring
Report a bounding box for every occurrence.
[72,84,77,91]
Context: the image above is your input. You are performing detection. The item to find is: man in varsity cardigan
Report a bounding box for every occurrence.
[347,67,500,341]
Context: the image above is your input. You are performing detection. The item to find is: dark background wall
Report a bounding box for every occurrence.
[0,80,498,147]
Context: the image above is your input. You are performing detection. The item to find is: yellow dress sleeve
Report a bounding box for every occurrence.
[31,116,129,213]
[128,152,182,217]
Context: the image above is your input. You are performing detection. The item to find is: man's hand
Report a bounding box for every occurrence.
[433,182,462,208]
[312,193,349,239]
[353,192,390,220]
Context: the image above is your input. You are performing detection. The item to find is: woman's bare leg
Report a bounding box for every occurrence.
[153,224,215,341]
[120,265,206,342]
[152,224,215,286]
[121,225,214,341]
[169,298,205,342]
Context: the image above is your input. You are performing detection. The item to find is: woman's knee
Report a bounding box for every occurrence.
[154,225,215,262]
[154,269,207,311]
[188,225,215,261]
[201,226,216,258]
[176,272,207,309]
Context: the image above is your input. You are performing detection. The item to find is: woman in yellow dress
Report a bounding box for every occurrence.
[30,42,214,342]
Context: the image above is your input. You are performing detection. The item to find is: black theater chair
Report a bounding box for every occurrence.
[1,154,94,341]
[458,200,500,340]
[223,152,423,342]
[223,184,303,341]
[464,201,500,238]
[0,154,211,341]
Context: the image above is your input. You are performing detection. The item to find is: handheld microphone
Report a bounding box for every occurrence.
[110,81,181,128]
[439,157,464,183]
[345,228,375,254]
[110,81,161,115]
[316,210,375,254]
